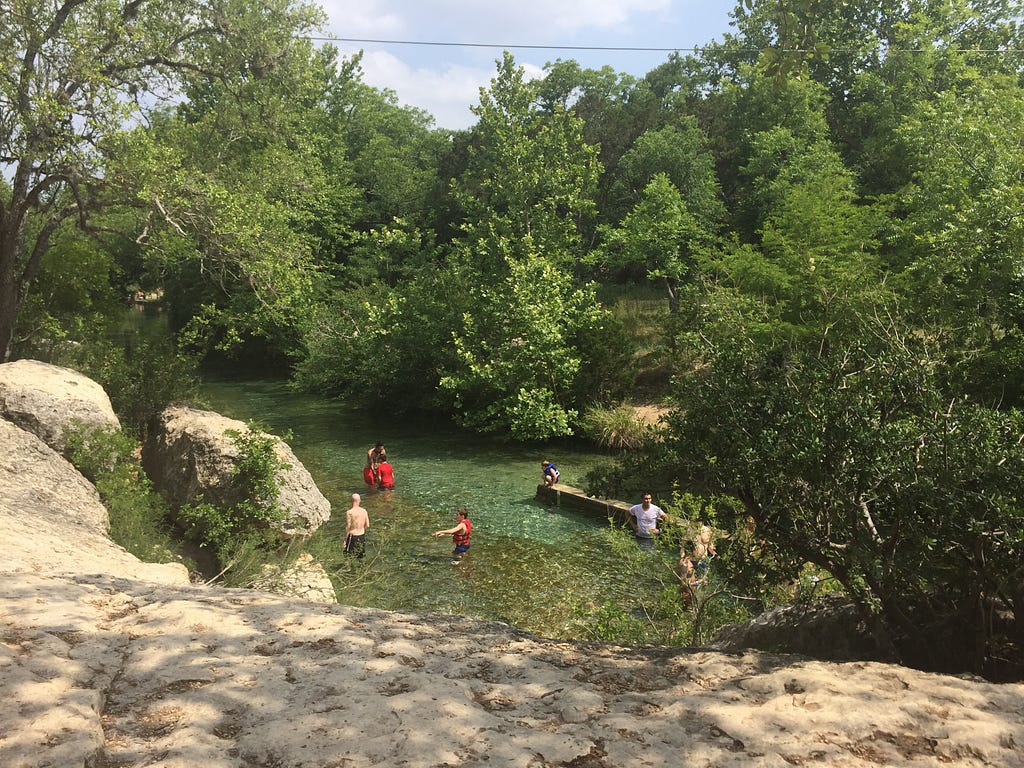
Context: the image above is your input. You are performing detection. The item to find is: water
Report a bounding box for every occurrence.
[199,379,664,638]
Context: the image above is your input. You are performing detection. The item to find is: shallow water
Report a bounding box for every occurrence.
[200,379,666,637]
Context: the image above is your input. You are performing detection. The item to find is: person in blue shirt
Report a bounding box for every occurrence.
[541,460,560,487]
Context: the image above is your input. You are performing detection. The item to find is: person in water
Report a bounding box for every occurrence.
[364,441,386,488]
[433,507,472,562]
[376,457,395,490]
[628,492,668,550]
[344,492,370,559]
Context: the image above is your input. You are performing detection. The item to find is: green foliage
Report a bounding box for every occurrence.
[64,422,188,569]
[74,328,200,437]
[458,52,601,267]
[0,0,325,360]
[607,120,725,230]
[11,225,127,362]
[658,288,1024,676]
[566,517,750,647]
[439,252,608,440]
[895,75,1024,407]
[177,423,290,560]
[596,174,717,313]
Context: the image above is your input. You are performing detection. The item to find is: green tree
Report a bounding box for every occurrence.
[456,52,600,270]
[607,120,725,227]
[888,76,1024,409]
[596,174,716,315]
[439,251,607,439]
[434,53,608,439]
[0,0,324,361]
[656,288,1024,677]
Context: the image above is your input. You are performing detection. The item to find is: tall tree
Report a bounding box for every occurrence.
[895,74,1024,406]
[0,0,323,361]
[440,52,607,439]
[596,173,717,315]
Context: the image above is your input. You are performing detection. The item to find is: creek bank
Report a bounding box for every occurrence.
[2,360,1024,766]
[0,359,334,602]
[3,419,1024,768]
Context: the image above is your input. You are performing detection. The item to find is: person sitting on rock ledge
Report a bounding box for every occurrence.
[541,460,560,487]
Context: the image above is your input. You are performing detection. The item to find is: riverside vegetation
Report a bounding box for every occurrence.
[3,0,1023,679]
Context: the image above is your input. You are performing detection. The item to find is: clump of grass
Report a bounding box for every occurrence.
[581,403,651,450]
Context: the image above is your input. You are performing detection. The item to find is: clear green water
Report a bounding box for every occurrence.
[199,380,659,637]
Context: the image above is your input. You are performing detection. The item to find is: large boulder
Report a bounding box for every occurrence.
[0,419,188,584]
[0,359,120,454]
[142,405,331,537]
[709,593,884,662]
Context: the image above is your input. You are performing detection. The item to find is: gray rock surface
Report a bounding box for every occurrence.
[0,419,188,584]
[0,359,120,454]
[142,405,332,537]
[710,593,883,661]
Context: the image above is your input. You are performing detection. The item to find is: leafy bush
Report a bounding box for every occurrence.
[76,331,200,438]
[177,423,291,570]
[658,293,1024,678]
[64,422,188,568]
[565,514,750,647]
[581,403,651,450]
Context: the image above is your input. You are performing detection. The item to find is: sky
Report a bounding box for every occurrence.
[315,1,739,130]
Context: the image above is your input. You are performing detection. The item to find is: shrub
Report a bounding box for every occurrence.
[581,403,651,450]
[64,422,187,567]
[177,423,291,571]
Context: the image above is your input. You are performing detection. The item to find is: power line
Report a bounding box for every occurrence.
[309,36,1022,55]
[310,36,697,52]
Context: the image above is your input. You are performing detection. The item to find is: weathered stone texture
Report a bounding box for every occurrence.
[142,405,332,537]
[0,359,120,453]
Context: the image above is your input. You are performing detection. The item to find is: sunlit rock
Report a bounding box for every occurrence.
[0,359,120,454]
[142,405,332,537]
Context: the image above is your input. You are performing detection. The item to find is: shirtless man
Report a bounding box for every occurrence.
[344,493,370,559]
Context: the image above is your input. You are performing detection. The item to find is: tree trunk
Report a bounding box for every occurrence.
[0,209,24,363]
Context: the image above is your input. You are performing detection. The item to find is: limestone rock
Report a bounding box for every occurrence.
[0,419,188,585]
[0,359,120,454]
[709,593,882,661]
[251,552,336,603]
[142,405,331,537]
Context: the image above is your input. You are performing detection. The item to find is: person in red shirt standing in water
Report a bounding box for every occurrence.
[433,507,472,564]
[376,457,395,490]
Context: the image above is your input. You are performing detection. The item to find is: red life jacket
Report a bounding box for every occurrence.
[453,518,472,547]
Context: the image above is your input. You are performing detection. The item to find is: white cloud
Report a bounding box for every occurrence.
[355,50,490,128]
[316,1,732,130]
[317,0,405,36]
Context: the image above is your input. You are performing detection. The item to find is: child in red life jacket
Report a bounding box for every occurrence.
[432,507,472,561]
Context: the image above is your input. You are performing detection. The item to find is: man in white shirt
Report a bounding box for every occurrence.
[628,492,667,549]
